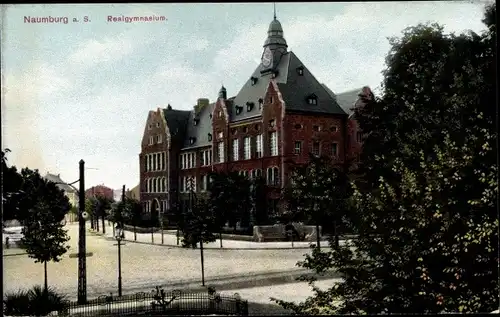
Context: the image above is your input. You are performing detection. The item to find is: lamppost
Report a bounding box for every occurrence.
[188,176,205,286]
[114,185,126,297]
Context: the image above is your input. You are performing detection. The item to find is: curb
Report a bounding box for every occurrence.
[88,229,321,250]
[3,252,27,257]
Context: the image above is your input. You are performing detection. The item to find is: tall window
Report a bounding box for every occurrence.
[243,137,251,160]
[266,167,280,185]
[157,135,162,143]
[161,177,166,192]
[145,178,149,192]
[232,139,239,161]
[153,178,157,193]
[149,136,154,145]
[148,155,153,171]
[156,153,160,171]
[148,178,153,193]
[332,143,338,157]
[218,142,225,163]
[144,155,148,171]
[312,141,320,157]
[270,132,278,156]
[201,175,208,192]
[152,154,157,171]
[294,141,302,154]
[256,134,263,158]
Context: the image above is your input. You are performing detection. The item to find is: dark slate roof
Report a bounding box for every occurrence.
[182,102,215,149]
[163,108,191,143]
[334,88,365,116]
[44,173,76,193]
[228,51,346,122]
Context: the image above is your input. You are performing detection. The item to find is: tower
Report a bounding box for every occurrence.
[260,4,288,73]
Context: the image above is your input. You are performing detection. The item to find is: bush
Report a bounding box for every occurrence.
[3,285,67,316]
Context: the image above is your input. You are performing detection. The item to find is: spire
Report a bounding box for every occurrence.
[263,4,287,50]
[273,2,276,20]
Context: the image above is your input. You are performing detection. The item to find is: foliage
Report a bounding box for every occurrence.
[1,149,24,221]
[273,4,498,314]
[208,171,252,229]
[3,285,67,316]
[179,197,217,248]
[283,153,352,236]
[250,176,269,225]
[109,197,142,226]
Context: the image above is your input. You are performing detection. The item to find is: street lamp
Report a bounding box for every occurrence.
[115,224,124,297]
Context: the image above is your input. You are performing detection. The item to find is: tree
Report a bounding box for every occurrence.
[283,153,352,250]
[250,176,269,225]
[272,4,497,314]
[1,149,24,222]
[21,199,71,295]
[208,171,252,247]
[85,198,98,230]
[179,197,217,248]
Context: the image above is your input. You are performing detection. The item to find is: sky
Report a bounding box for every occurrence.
[1,2,492,190]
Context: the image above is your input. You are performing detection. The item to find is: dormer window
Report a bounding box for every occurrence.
[208,133,212,141]
[209,113,213,119]
[271,70,279,78]
[218,111,222,117]
[297,66,304,76]
[217,132,223,139]
[246,102,254,112]
[258,98,264,110]
[250,77,258,85]
[235,106,243,115]
[189,137,196,145]
[194,118,200,126]
[307,94,318,105]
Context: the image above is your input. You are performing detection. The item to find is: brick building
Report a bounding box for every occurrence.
[139,15,373,220]
[85,185,114,201]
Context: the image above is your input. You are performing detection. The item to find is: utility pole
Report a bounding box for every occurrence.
[77,160,87,304]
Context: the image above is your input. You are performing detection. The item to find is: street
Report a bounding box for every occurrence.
[3,223,314,300]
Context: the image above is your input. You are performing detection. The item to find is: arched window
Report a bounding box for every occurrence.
[162,177,166,192]
[149,178,153,193]
[145,178,149,193]
[266,168,273,185]
[152,178,157,193]
[273,167,279,186]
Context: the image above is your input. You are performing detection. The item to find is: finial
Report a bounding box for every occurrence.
[273,2,276,20]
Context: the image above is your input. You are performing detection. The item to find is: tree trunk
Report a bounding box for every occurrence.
[102,216,106,234]
[134,226,137,241]
[316,223,321,251]
[96,217,100,231]
[219,231,223,248]
[333,219,339,249]
[44,261,48,295]
[91,217,94,230]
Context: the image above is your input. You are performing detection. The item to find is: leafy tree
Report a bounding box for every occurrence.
[85,198,98,230]
[96,195,113,234]
[283,153,352,250]
[250,176,269,225]
[273,4,497,314]
[1,149,24,222]
[21,200,71,295]
[179,197,217,248]
[109,197,142,240]
[208,171,252,246]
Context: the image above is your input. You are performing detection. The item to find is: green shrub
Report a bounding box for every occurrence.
[3,285,67,316]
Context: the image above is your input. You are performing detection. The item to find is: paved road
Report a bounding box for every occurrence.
[4,223,314,299]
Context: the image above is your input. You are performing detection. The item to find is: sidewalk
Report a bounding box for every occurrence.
[89,222,346,250]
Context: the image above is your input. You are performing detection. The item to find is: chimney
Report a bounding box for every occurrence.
[194,98,209,115]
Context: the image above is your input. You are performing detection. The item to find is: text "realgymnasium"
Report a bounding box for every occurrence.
[107,15,167,23]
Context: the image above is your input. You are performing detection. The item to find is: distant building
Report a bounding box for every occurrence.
[126,184,140,201]
[113,189,122,201]
[85,185,114,201]
[44,173,78,206]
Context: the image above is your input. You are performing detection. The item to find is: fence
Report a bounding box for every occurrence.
[58,289,249,316]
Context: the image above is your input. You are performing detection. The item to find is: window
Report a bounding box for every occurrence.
[332,143,338,157]
[208,133,212,141]
[162,152,166,170]
[267,167,279,186]
[269,96,273,103]
[294,141,302,154]
[218,142,225,163]
[145,178,149,192]
[269,119,276,128]
[157,153,161,171]
[258,98,263,110]
[246,102,254,112]
[243,170,249,178]
[294,123,303,129]
[217,132,223,139]
[161,177,166,192]
[243,126,248,133]
[201,175,208,192]
[255,124,260,131]
[148,124,152,130]
[201,149,212,166]
[251,169,262,179]
[209,113,213,119]
[330,126,338,132]
[156,122,160,128]
[149,179,153,193]
[251,77,258,85]
[180,177,186,193]
[232,139,239,161]
[357,132,363,143]
[218,110,222,117]
[307,95,318,105]
[256,134,263,158]
[149,136,154,145]
[180,154,185,169]
[194,119,199,126]
[144,155,148,171]
[235,106,243,115]
[313,125,321,132]
[297,66,304,75]
[153,178,157,193]
[188,176,197,192]
[148,155,152,171]
[244,137,251,160]
[312,141,320,157]
[270,132,278,156]
[231,128,237,135]
[153,154,157,171]
[189,137,196,145]
[191,153,196,168]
